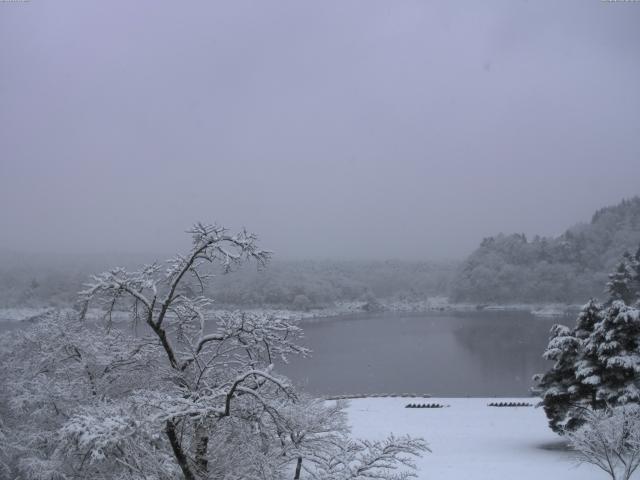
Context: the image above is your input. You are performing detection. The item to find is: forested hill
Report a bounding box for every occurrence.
[0,254,457,310]
[451,197,640,304]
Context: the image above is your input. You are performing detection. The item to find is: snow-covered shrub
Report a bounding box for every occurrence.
[567,405,640,480]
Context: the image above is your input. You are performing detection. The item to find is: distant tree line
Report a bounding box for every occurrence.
[4,197,640,310]
[207,259,456,309]
[452,197,640,303]
[0,256,457,311]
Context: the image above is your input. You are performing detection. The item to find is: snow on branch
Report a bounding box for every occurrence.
[315,434,430,480]
[567,405,640,480]
[3,221,431,480]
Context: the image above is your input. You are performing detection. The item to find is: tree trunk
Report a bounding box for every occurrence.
[194,422,210,475]
[166,419,197,480]
[149,322,179,369]
[294,457,303,479]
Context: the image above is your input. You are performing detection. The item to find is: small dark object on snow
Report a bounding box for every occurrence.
[405,403,445,409]
[487,401,532,407]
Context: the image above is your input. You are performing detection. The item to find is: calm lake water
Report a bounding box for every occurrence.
[278,311,560,397]
[0,310,563,397]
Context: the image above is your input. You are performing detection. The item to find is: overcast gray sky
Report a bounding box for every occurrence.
[1,0,639,260]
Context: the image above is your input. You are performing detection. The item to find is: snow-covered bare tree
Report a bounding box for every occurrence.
[312,434,429,480]
[567,405,640,480]
[276,395,429,480]
[279,396,350,479]
[0,308,187,479]
[75,223,308,480]
[0,222,428,480]
[0,416,11,480]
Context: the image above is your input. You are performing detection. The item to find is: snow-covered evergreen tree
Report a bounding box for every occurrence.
[535,322,584,433]
[631,246,640,304]
[536,293,640,435]
[585,301,640,405]
[606,252,637,306]
[574,300,607,411]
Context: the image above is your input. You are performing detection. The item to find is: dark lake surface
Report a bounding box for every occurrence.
[0,310,564,397]
[278,311,561,397]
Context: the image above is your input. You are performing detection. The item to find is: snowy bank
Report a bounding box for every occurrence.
[347,397,601,480]
[217,298,581,321]
[0,307,59,323]
[0,298,580,324]
[205,297,580,322]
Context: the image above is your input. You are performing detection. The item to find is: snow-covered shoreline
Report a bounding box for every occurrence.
[0,297,581,324]
[203,297,581,321]
[205,297,582,320]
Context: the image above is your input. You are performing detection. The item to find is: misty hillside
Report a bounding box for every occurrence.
[0,254,457,310]
[3,197,639,310]
[208,259,457,309]
[451,197,640,303]
[0,251,159,310]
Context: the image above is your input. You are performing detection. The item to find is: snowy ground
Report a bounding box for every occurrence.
[347,397,602,480]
